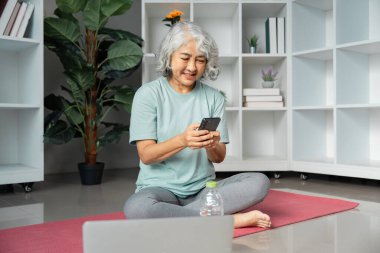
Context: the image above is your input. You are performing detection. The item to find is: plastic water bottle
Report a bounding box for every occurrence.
[199,181,224,216]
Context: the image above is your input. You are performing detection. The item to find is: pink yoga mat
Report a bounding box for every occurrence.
[0,190,358,253]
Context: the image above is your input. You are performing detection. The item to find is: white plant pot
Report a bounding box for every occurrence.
[250,46,256,54]
[262,81,275,88]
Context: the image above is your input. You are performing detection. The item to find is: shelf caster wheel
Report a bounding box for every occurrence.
[21,183,34,193]
[300,173,308,181]
[274,172,281,179]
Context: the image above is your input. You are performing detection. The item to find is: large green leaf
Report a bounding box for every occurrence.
[57,0,86,13]
[44,94,84,126]
[113,86,135,113]
[107,40,143,71]
[99,27,143,46]
[101,0,132,17]
[45,94,65,111]
[44,17,81,44]
[83,0,103,31]
[62,100,84,126]
[97,122,129,150]
[45,38,85,71]
[44,111,64,130]
[53,8,78,24]
[65,69,95,94]
[44,120,76,144]
[97,63,140,81]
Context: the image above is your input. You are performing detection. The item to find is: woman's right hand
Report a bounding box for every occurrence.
[181,123,215,149]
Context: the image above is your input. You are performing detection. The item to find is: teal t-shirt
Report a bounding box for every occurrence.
[129,77,229,198]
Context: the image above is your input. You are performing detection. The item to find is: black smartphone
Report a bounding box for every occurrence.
[198,117,221,131]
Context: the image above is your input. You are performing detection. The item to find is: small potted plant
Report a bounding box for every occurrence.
[261,66,277,88]
[247,34,259,53]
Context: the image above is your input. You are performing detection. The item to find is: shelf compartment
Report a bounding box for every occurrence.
[242,56,287,100]
[336,0,380,45]
[193,2,239,55]
[0,109,43,184]
[337,107,380,167]
[336,48,380,105]
[142,54,161,83]
[224,111,241,161]
[242,110,287,160]
[142,2,191,54]
[293,109,334,163]
[203,56,239,107]
[292,0,333,52]
[0,47,43,105]
[242,2,287,54]
[292,51,333,107]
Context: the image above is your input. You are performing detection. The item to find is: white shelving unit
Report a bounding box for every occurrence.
[0,0,44,188]
[142,0,380,180]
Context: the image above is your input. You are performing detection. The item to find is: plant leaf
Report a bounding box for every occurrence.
[106,40,143,71]
[44,17,81,44]
[44,94,84,126]
[83,0,104,31]
[53,8,78,24]
[44,120,76,144]
[44,111,64,130]
[65,69,95,95]
[113,86,135,113]
[56,0,86,13]
[101,0,132,17]
[97,122,129,150]
[99,27,143,47]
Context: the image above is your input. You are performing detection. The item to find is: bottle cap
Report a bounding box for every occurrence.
[206,181,217,188]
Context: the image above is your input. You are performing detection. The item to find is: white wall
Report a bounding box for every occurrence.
[44,1,141,174]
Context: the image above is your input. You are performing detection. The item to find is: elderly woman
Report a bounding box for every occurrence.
[124,22,271,228]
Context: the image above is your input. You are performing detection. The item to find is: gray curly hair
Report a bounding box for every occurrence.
[156,21,220,81]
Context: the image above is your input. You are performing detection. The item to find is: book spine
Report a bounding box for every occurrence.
[3,1,21,36]
[16,2,34,38]
[0,0,17,34]
[243,88,280,96]
[0,0,9,17]
[265,18,270,53]
[243,101,284,108]
[269,17,277,54]
[244,95,282,102]
[277,17,285,54]
[10,1,27,37]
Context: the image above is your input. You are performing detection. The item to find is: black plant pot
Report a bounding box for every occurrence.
[78,162,105,185]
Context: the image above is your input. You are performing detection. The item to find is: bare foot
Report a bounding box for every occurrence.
[233,210,271,228]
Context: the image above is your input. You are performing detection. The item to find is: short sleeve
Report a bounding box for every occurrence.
[129,85,158,145]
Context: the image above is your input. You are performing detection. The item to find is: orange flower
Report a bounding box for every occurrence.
[163,9,184,27]
[166,9,183,19]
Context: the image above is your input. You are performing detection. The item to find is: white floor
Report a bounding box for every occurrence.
[1,169,380,253]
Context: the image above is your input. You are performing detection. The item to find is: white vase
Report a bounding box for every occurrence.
[262,81,275,88]
[250,46,256,54]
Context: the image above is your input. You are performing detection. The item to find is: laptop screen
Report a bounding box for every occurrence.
[83,216,234,253]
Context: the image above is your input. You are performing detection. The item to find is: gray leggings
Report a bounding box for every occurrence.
[124,172,270,219]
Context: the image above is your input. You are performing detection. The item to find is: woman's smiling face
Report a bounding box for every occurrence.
[168,38,207,93]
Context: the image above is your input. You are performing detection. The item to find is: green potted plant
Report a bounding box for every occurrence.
[261,66,277,88]
[44,0,143,185]
[247,34,259,53]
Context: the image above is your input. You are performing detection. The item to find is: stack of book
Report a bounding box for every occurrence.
[0,0,35,38]
[243,88,284,108]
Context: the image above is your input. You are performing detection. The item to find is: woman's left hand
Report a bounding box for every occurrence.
[204,131,221,150]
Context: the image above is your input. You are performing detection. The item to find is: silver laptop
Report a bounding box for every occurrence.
[83,215,234,253]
